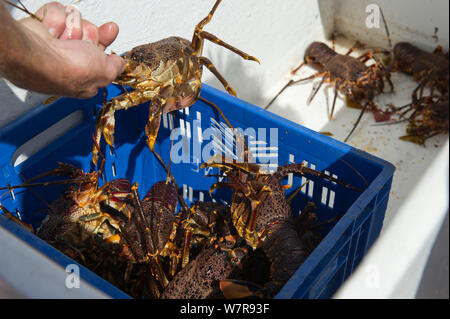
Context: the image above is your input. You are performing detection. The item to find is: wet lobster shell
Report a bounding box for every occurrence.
[161,202,248,299]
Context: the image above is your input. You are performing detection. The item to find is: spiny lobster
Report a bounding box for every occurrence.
[92,0,259,165]
[198,152,363,298]
[265,10,393,142]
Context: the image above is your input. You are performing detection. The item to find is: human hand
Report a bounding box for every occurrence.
[17,2,124,98]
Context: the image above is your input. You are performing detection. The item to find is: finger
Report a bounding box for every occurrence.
[34,1,67,38]
[78,54,124,98]
[81,54,124,98]
[78,87,99,99]
[98,22,120,49]
[103,54,126,83]
[98,43,106,51]
[81,20,100,46]
[59,5,83,40]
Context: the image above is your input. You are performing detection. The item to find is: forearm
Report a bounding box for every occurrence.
[0,4,65,94]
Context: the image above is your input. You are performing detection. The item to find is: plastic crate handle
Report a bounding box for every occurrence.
[0,92,103,173]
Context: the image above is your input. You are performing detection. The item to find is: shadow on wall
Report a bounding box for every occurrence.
[202,46,266,108]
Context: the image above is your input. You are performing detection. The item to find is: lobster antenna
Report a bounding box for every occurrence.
[344,101,370,143]
[199,97,234,130]
[338,159,369,188]
[379,7,393,62]
[3,0,43,22]
[265,80,294,110]
[0,178,93,192]
[19,172,51,209]
[150,147,189,212]
[158,137,175,219]
[287,180,311,204]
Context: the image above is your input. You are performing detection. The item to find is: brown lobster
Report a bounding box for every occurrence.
[265,39,393,142]
[0,158,182,298]
[265,9,393,143]
[92,0,259,165]
[199,154,362,298]
[161,201,249,299]
[389,42,449,99]
[386,94,449,145]
[378,42,449,144]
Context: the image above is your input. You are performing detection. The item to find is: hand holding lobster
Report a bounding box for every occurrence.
[0,1,124,98]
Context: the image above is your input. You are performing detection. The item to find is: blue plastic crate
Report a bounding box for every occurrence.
[0,83,395,299]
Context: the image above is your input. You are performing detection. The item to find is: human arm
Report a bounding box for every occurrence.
[0,2,124,98]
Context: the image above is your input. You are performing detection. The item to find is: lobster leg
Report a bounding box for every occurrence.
[433,45,443,55]
[130,183,169,291]
[0,204,33,232]
[411,76,430,108]
[276,163,364,192]
[198,97,234,129]
[345,41,365,56]
[329,82,339,120]
[209,181,253,198]
[200,56,237,96]
[145,98,163,150]
[195,30,259,63]
[92,90,158,165]
[344,101,372,142]
[191,0,258,63]
[357,49,389,62]
[265,71,330,110]
[292,71,329,85]
[191,0,222,54]
[291,62,305,75]
[364,53,394,92]
[265,79,295,110]
[307,75,329,105]
[212,175,271,249]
